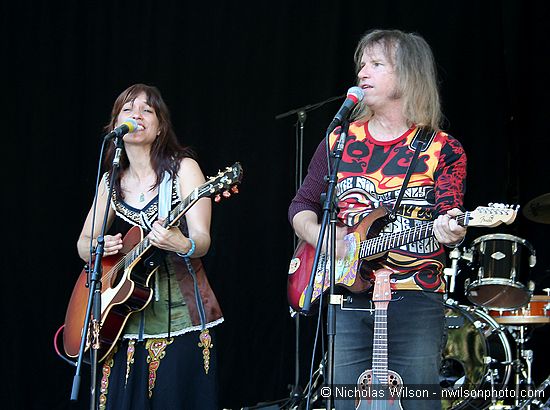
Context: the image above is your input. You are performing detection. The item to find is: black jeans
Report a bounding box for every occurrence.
[333,290,446,410]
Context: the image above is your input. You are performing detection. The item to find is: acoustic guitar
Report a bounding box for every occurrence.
[355,268,403,410]
[63,163,243,363]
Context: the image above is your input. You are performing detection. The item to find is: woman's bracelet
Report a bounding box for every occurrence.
[177,238,196,258]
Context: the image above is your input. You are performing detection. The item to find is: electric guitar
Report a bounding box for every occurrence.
[355,268,403,410]
[63,162,243,363]
[287,204,518,314]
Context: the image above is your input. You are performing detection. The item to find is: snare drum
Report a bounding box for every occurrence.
[489,295,550,325]
[441,302,512,410]
[465,234,536,310]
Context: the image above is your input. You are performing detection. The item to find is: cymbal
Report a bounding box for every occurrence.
[523,193,550,224]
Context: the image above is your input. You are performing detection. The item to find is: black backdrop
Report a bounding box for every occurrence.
[3,1,549,409]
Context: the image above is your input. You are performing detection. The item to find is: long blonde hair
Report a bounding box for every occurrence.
[353,29,442,131]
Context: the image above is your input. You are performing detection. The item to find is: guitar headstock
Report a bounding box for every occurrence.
[467,203,519,227]
[201,162,243,202]
[372,269,393,305]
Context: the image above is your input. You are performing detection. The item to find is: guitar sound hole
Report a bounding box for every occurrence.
[111,267,125,287]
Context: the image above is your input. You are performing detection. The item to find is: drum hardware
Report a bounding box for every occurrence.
[500,324,538,408]
[516,374,550,410]
[444,247,462,295]
[521,349,533,386]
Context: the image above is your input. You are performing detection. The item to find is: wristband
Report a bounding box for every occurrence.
[177,238,196,258]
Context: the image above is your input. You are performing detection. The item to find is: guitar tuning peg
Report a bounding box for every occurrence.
[231,186,239,194]
[214,194,222,203]
[222,190,231,198]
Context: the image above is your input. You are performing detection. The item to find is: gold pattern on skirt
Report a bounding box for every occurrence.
[99,346,117,410]
[198,329,213,374]
[145,338,174,398]
[125,339,136,386]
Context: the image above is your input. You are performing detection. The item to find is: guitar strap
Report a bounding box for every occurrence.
[389,127,436,220]
[158,171,173,219]
[161,171,207,333]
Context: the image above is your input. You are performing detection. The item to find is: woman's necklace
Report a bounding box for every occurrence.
[139,192,145,202]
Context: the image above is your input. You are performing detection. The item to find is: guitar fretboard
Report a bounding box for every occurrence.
[359,213,468,259]
[102,182,218,283]
[372,307,389,383]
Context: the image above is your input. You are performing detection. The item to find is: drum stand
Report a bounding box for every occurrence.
[509,326,534,408]
[502,324,550,410]
[516,374,550,410]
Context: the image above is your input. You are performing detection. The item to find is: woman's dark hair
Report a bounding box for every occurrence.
[103,83,196,197]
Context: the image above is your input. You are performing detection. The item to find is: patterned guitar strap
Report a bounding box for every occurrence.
[388,127,436,220]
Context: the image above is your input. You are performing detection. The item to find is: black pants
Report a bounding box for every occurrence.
[333,290,446,410]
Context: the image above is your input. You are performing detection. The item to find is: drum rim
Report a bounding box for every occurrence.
[491,316,550,324]
[466,278,528,290]
[470,234,535,253]
[466,279,532,310]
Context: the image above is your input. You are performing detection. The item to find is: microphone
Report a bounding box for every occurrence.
[326,86,364,134]
[103,118,139,141]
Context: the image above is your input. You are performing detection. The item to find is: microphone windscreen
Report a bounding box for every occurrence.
[121,118,139,132]
[347,86,364,102]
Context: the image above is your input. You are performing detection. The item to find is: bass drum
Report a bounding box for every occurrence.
[440,302,513,410]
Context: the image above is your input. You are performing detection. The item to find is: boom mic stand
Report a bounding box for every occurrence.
[70,136,124,410]
[275,93,344,409]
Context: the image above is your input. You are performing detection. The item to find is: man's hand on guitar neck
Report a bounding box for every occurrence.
[433,207,467,247]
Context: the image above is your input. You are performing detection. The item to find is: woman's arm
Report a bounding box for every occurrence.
[148,158,211,258]
[77,176,119,261]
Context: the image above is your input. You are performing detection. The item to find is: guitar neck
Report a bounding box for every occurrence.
[165,187,200,228]
[114,187,202,272]
[359,213,468,259]
[372,307,389,383]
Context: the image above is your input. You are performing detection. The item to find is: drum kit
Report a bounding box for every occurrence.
[441,194,550,410]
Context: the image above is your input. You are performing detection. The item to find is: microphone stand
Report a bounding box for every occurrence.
[298,120,350,410]
[274,94,344,121]
[70,136,124,410]
[275,94,344,410]
[290,109,306,408]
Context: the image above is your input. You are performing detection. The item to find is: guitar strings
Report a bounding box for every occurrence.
[358,213,468,258]
[98,188,203,286]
